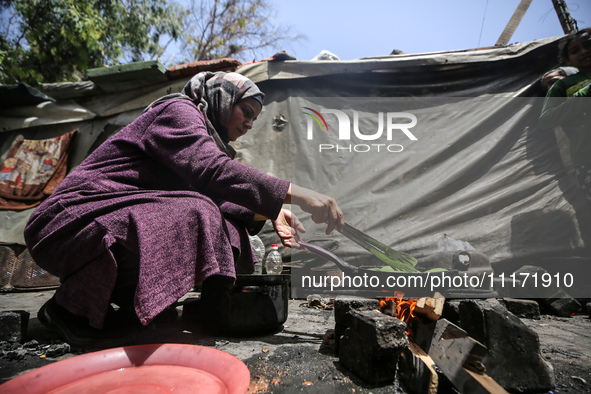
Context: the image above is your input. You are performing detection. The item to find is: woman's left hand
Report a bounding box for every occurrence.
[272,209,306,248]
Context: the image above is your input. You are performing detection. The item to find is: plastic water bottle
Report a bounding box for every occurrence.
[249,235,266,275]
[264,244,283,274]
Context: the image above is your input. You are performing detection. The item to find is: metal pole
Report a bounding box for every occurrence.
[551,0,578,34]
[495,0,534,47]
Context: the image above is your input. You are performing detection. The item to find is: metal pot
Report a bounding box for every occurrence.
[223,274,290,335]
[183,274,291,335]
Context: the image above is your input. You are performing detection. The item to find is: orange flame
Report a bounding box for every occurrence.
[380,292,417,337]
[397,298,417,325]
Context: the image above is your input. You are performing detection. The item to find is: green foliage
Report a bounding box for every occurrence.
[0,0,297,85]
[0,0,183,85]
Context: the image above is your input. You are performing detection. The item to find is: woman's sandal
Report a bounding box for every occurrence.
[37,296,142,349]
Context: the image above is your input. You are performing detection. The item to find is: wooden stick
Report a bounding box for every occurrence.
[428,319,508,394]
[413,293,445,321]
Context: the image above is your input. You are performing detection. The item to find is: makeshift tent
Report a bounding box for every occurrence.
[0,37,589,293]
[241,37,590,268]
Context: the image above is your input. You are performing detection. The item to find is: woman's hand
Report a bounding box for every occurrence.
[285,184,345,235]
[272,208,307,248]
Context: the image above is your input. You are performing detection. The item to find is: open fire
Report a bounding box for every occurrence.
[379,292,418,338]
[336,293,555,393]
[372,294,510,393]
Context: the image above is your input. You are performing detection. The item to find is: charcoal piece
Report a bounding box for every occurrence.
[23,339,39,348]
[334,296,381,325]
[0,310,30,343]
[45,342,71,358]
[5,348,27,361]
[338,309,408,384]
[333,296,381,354]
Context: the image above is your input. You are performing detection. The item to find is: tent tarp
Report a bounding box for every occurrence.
[0,36,589,275]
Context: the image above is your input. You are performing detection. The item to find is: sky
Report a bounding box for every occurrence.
[267,0,591,61]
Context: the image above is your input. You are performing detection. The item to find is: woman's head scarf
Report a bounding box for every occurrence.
[145,71,265,158]
[541,66,579,81]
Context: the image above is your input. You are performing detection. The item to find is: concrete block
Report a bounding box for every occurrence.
[501,298,540,320]
[458,299,555,393]
[540,297,581,317]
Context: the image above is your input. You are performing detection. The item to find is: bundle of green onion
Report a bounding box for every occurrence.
[342,223,446,273]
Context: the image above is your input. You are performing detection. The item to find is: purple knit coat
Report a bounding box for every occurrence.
[24,99,290,328]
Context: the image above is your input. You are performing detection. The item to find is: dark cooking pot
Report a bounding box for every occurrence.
[183,274,290,335]
[224,274,290,334]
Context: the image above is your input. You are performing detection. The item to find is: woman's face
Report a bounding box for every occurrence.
[565,33,591,71]
[224,97,262,141]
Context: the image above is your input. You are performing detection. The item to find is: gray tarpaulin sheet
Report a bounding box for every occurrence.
[284,97,590,266]
[235,36,590,278]
[1,36,589,280]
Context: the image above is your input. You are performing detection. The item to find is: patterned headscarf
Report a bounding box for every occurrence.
[145,71,265,158]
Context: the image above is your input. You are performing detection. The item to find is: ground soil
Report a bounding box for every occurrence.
[522,315,591,393]
[1,290,590,393]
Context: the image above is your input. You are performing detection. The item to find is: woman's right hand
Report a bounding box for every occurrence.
[285,184,344,235]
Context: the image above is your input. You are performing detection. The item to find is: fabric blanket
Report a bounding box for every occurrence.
[0,130,76,210]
